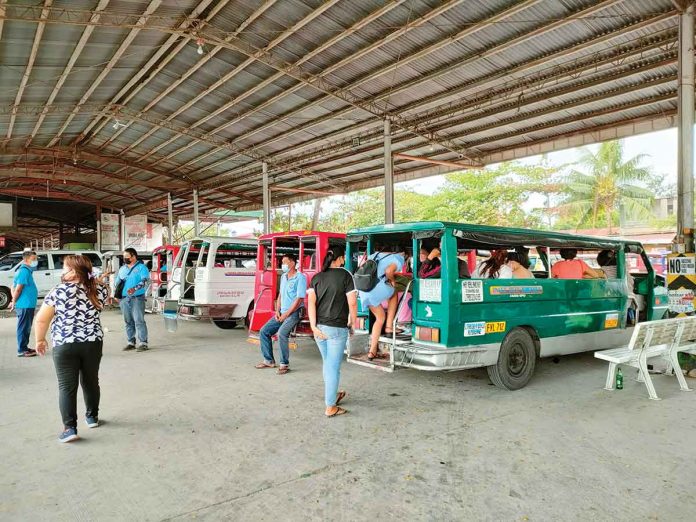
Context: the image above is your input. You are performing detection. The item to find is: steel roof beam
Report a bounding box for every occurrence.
[199,40,678,192]
[193,0,657,178]
[112,0,340,160]
[2,178,147,204]
[0,0,6,41]
[123,0,410,167]
[25,0,111,148]
[5,0,53,141]
[74,0,220,146]
[222,90,676,200]
[0,188,115,208]
[101,0,283,156]
[46,0,163,147]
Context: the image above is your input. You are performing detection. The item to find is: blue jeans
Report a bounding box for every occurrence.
[315,325,349,407]
[259,309,302,366]
[16,307,35,354]
[121,296,148,344]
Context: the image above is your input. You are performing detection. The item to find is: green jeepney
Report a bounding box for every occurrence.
[345,222,669,390]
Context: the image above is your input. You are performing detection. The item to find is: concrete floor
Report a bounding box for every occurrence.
[1,310,695,521]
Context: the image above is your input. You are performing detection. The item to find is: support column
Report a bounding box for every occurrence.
[167,192,173,244]
[193,188,200,236]
[677,2,695,252]
[384,118,394,224]
[262,161,270,234]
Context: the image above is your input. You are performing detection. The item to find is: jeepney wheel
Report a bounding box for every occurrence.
[487,328,536,390]
[0,287,10,310]
[213,319,238,330]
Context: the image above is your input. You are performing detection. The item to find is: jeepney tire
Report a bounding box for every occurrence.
[487,328,537,391]
[213,319,238,330]
[0,287,10,310]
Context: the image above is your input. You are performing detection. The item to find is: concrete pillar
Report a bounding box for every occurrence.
[677,3,695,252]
[262,162,270,234]
[167,192,173,245]
[193,188,200,236]
[384,118,394,224]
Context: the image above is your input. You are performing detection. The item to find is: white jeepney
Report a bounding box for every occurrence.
[168,236,257,329]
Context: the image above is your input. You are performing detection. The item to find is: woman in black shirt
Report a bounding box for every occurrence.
[307,247,357,417]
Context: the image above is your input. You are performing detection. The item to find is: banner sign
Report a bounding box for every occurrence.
[100,213,120,251]
[146,223,163,251]
[667,253,696,316]
[124,214,148,250]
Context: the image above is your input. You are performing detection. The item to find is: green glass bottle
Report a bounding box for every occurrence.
[616,367,623,390]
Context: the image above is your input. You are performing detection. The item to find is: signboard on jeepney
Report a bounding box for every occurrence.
[100,213,120,251]
[124,214,148,250]
[667,253,696,316]
[461,280,483,303]
[419,278,442,302]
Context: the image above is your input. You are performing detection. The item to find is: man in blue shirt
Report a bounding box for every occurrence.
[11,250,39,357]
[255,253,307,374]
[116,248,151,352]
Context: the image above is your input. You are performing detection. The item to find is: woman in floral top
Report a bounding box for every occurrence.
[34,255,109,443]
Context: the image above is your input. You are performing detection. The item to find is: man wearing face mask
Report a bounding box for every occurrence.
[11,250,39,357]
[116,248,151,352]
[255,253,307,374]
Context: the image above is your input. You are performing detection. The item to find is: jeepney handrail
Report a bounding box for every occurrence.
[390,278,413,370]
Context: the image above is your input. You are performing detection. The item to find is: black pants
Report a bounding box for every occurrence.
[52,340,103,429]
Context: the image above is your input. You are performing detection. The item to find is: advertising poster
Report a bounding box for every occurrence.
[100,213,120,251]
[124,214,148,250]
[146,223,164,251]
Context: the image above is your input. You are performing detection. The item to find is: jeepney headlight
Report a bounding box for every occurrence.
[415,326,439,343]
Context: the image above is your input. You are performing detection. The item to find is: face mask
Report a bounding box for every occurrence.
[29,260,38,269]
[281,264,290,274]
[124,257,133,265]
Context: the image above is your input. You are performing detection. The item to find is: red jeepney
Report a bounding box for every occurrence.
[149,244,180,313]
[248,231,346,338]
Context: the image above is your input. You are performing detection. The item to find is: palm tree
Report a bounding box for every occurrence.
[559,141,654,232]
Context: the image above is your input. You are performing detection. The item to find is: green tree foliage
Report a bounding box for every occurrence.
[556,141,654,232]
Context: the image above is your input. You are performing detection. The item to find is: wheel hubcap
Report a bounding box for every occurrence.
[508,343,527,376]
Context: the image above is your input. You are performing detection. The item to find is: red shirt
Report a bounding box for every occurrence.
[551,259,590,279]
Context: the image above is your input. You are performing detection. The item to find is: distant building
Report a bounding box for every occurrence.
[652,197,677,220]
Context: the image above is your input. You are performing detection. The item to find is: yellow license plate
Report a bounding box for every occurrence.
[485,321,506,334]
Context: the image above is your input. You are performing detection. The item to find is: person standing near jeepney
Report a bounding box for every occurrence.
[255,253,307,375]
[10,250,39,357]
[116,248,150,352]
[308,247,357,417]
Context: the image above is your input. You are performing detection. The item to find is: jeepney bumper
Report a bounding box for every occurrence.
[178,303,238,321]
[393,342,500,371]
[347,333,500,371]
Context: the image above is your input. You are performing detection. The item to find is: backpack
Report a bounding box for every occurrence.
[354,254,387,292]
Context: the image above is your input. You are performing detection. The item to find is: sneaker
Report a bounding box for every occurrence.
[58,428,79,443]
[85,417,99,428]
[123,344,136,351]
[136,343,149,352]
[17,350,36,358]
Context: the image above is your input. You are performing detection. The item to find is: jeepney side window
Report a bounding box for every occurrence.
[215,243,257,269]
[549,248,605,279]
[300,238,317,271]
[349,241,368,272]
[274,237,301,270]
[417,238,441,279]
[261,241,273,270]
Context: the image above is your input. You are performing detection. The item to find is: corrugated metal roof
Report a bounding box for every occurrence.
[0,0,685,240]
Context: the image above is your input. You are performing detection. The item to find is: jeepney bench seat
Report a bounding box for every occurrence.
[594,317,696,400]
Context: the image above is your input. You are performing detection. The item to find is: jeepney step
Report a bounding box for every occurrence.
[346,352,394,373]
[378,336,412,346]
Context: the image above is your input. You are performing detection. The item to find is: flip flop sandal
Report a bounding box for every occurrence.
[336,391,346,405]
[367,351,377,361]
[255,362,276,369]
[277,366,290,375]
[326,406,348,418]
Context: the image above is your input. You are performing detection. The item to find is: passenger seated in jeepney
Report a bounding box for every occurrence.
[506,252,534,279]
[457,251,471,279]
[551,248,604,279]
[472,250,512,279]
[596,249,617,278]
[419,247,441,279]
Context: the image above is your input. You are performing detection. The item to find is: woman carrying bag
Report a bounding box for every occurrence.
[34,255,109,442]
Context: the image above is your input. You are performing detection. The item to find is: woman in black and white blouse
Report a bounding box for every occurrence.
[34,255,109,443]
